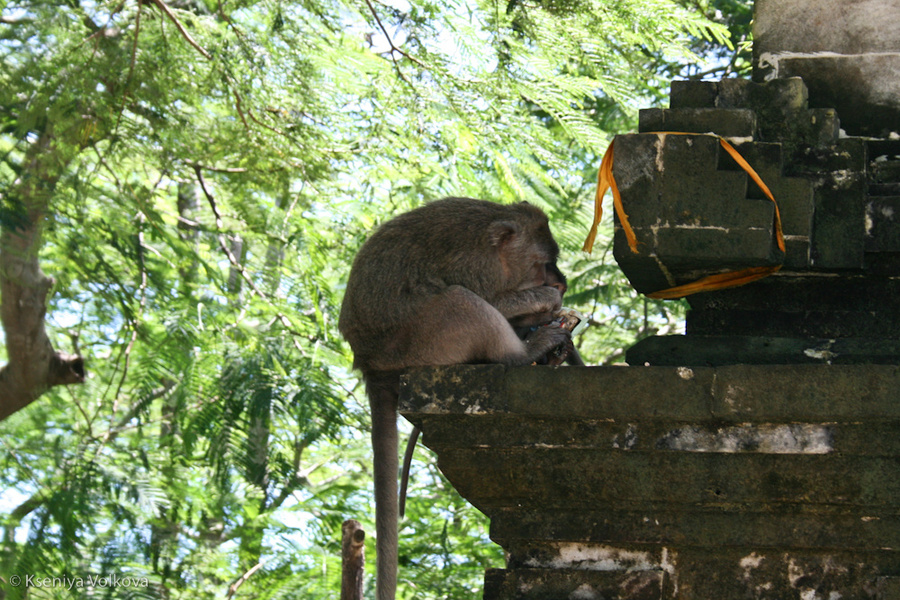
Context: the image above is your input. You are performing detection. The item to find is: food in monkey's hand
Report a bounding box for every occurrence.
[528,307,587,366]
[552,307,587,335]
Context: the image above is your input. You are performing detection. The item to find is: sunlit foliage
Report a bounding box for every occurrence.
[0,0,747,597]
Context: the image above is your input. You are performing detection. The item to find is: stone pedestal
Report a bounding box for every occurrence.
[614,76,900,366]
[400,364,900,599]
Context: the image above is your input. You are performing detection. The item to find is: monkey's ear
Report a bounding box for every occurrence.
[489,220,519,247]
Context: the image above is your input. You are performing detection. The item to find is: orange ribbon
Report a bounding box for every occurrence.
[583,132,785,299]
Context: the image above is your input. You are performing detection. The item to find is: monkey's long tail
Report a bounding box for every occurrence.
[367,374,400,600]
[399,426,420,518]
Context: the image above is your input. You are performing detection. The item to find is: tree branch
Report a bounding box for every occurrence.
[0,15,32,25]
[226,562,265,599]
[192,166,266,299]
[149,0,212,60]
[184,159,248,173]
[113,0,142,136]
[363,0,425,84]
[111,214,148,412]
[341,520,365,600]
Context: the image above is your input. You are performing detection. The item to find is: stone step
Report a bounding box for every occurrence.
[418,415,900,457]
[492,508,900,550]
[440,448,900,508]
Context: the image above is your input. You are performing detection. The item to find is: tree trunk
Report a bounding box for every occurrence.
[0,128,84,421]
[263,181,291,295]
[239,400,270,571]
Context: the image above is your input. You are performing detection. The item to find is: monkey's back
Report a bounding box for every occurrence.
[339,197,554,371]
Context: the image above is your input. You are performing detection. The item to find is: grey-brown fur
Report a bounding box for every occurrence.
[338,197,571,600]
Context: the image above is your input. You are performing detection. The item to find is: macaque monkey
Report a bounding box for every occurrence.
[339,197,572,600]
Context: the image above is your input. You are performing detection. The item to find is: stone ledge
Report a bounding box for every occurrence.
[401,364,900,422]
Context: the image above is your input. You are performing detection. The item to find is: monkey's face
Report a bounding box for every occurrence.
[545,262,568,295]
[511,225,560,291]
[515,257,545,290]
[486,201,561,292]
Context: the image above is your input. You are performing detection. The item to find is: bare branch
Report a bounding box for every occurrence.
[363,0,425,84]
[193,166,223,228]
[341,520,365,600]
[232,89,251,131]
[192,166,266,298]
[1,15,32,25]
[226,562,265,599]
[111,213,148,412]
[185,160,248,173]
[113,0,142,136]
[149,0,212,60]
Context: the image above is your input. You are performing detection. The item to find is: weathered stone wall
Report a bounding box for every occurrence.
[613,75,900,366]
[401,364,900,599]
[754,0,900,56]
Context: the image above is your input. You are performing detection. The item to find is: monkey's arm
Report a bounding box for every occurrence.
[566,345,586,366]
[490,285,562,321]
[543,338,586,366]
[365,285,568,370]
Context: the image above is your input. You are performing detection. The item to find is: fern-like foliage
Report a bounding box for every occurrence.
[0,0,747,597]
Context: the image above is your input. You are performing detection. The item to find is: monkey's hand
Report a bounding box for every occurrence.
[546,336,588,366]
[492,286,562,321]
[522,321,571,364]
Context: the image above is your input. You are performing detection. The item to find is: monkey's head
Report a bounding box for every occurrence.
[489,202,560,293]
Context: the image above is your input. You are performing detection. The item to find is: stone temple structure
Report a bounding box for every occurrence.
[399,1,900,598]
